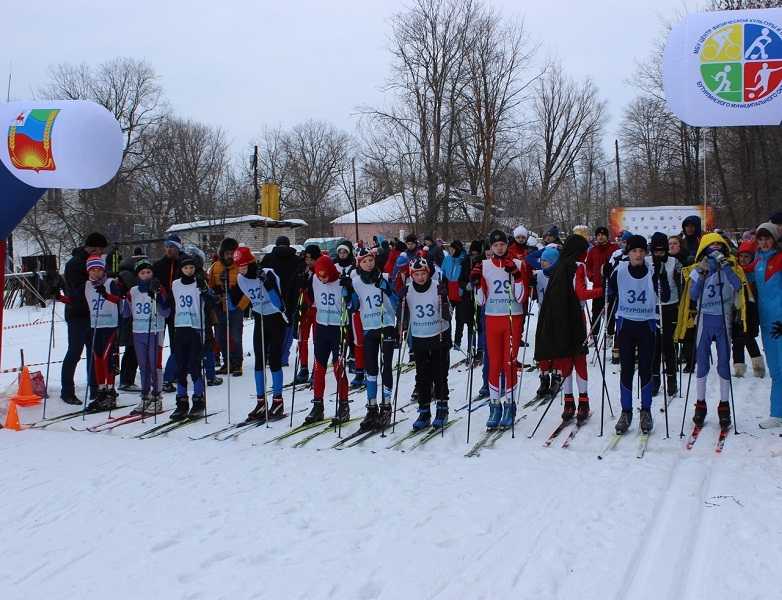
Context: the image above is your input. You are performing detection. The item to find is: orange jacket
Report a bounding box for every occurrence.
[208,260,250,311]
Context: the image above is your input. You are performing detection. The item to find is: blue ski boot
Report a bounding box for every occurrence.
[499,399,516,429]
[432,400,449,429]
[486,401,502,430]
[350,369,365,389]
[412,404,431,430]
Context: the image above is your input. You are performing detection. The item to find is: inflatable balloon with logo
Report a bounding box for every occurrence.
[0,100,124,366]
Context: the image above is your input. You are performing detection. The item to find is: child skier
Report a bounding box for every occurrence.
[734,240,765,378]
[753,223,782,429]
[170,255,213,421]
[470,230,529,430]
[125,259,170,415]
[342,248,398,431]
[84,255,124,411]
[676,233,747,429]
[401,257,452,430]
[650,232,682,396]
[336,244,366,389]
[306,254,350,424]
[233,246,287,422]
[294,244,322,384]
[608,235,657,434]
[534,235,602,426]
[530,246,561,398]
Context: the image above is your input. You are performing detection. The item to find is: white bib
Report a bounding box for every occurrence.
[482,258,523,316]
[406,281,449,338]
[615,262,656,321]
[238,271,282,317]
[85,278,118,328]
[172,279,202,330]
[313,278,343,326]
[128,286,165,334]
[351,271,396,330]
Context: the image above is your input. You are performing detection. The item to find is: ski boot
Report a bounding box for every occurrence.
[412,404,432,430]
[162,381,176,394]
[131,395,150,415]
[651,375,661,397]
[752,356,766,378]
[304,399,324,424]
[561,394,576,421]
[350,369,365,389]
[294,367,310,385]
[666,374,678,395]
[536,373,550,398]
[61,395,83,406]
[247,398,267,422]
[86,388,110,412]
[476,384,489,400]
[103,388,118,409]
[432,400,449,429]
[359,404,380,432]
[188,395,206,418]
[378,402,393,429]
[639,408,653,434]
[268,396,285,420]
[230,366,243,377]
[733,362,746,378]
[486,401,503,430]
[692,400,707,427]
[717,401,731,429]
[549,373,563,397]
[332,399,350,424]
[170,396,190,421]
[758,416,782,429]
[207,376,223,387]
[145,393,164,414]
[615,410,632,434]
[499,399,516,429]
[119,383,141,392]
[576,394,590,426]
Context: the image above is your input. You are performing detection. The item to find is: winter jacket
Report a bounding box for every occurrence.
[585,241,619,285]
[754,246,782,415]
[62,247,90,321]
[208,259,251,312]
[680,215,703,262]
[426,243,445,267]
[152,255,182,293]
[261,245,304,320]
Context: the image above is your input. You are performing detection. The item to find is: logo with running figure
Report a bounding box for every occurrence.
[698,21,782,105]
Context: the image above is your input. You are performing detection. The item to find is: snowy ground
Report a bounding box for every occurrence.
[1,303,781,600]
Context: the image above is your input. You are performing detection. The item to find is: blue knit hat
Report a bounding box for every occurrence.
[541,246,560,266]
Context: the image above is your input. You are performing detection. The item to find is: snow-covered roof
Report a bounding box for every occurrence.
[331,193,418,225]
[167,215,307,233]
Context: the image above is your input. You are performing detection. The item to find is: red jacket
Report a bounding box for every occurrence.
[585,242,618,284]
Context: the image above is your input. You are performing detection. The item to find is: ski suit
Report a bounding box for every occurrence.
[755,246,782,417]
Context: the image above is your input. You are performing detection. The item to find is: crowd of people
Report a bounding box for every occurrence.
[55,210,782,438]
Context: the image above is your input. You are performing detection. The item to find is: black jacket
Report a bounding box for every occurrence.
[63,247,90,321]
[261,246,304,319]
[153,255,182,293]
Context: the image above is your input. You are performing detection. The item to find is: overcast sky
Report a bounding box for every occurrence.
[2,0,695,160]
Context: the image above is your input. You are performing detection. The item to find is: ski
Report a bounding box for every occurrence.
[95,412,170,432]
[484,414,527,449]
[71,411,138,432]
[543,419,573,447]
[522,393,546,409]
[715,427,729,453]
[263,418,330,444]
[291,417,362,448]
[636,433,650,458]
[217,414,288,441]
[685,425,703,450]
[135,411,221,439]
[31,405,133,429]
[454,396,488,413]
[332,418,409,449]
[597,433,624,459]
[561,413,592,449]
[386,426,429,450]
[189,421,246,441]
[404,417,463,451]
[464,428,496,458]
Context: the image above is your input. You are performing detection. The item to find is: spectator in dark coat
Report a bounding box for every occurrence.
[60,231,108,404]
[680,215,703,262]
[423,233,445,266]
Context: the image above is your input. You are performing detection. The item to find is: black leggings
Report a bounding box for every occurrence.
[412,333,451,402]
[653,303,678,378]
[364,326,396,391]
[254,313,285,372]
[451,297,474,346]
[732,336,760,363]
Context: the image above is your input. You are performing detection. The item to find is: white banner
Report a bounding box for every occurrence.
[0,100,123,189]
[610,205,715,240]
[664,8,782,126]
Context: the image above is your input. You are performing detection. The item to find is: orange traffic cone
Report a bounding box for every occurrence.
[4,400,22,431]
[11,367,42,407]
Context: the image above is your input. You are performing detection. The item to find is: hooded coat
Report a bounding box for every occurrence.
[680,215,703,261]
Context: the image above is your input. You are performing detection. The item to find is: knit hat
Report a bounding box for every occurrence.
[356,247,375,266]
[134,259,154,274]
[314,254,339,283]
[488,229,508,245]
[180,255,196,269]
[545,225,560,239]
[132,247,146,258]
[756,222,779,243]
[405,233,418,243]
[450,239,464,253]
[304,244,322,260]
[336,244,351,255]
[423,233,435,243]
[164,234,183,251]
[620,230,633,242]
[233,246,256,267]
[541,246,560,267]
[468,240,483,254]
[219,237,239,255]
[513,225,529,240]
[650,232,668,252]
[738,240,757,256]
[409,256,430,274]
[86,254,106,272]
[594,226,609,238]
[626,235,648,253]
[84,232,108,248]
[572,225,589,240]
[527,233,541,248]
[275,235,291,247]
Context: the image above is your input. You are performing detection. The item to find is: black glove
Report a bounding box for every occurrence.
[94,283,107,297]
[149,278,161,294]
[772,321,782,339]
[340,274,352,289]
[263,275,276,291]
[196,273,208,292]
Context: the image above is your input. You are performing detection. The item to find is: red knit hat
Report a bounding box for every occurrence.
[233,246,256,267]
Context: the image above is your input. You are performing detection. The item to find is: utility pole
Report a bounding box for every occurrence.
[614,139,622,206]
[352,157,359,243]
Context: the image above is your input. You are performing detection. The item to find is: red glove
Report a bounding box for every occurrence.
[503,258,518,274]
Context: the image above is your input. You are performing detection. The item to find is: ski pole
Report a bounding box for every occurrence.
[42,291,58,419]
[222,270,232,424]
[390,295,408,435]
[83,298,100,421]
[528,384,557,439]
[599,281,609,437]
[335,298,350,438]
[258,285,270,429]
[198,289,209,424]
[717,265,739,435]
[290,291,304,428]
[465,291,479,444]
[680,270,707,437]
[142,287,156,424]
[655,270,670,439]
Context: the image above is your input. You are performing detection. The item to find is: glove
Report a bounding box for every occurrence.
[469,269,481,286]
[196,273,208,292]
[710,250,729,267]
[340,274,352,289]
[503,258,518,274]
[148,278,161,294]
[263,276,276,291]
[772,321,782,339]
[94,283,107,297]
[257,269,267,282]
[697,257,710,273]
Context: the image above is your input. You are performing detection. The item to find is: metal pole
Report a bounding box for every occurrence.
[352,158,359,243]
